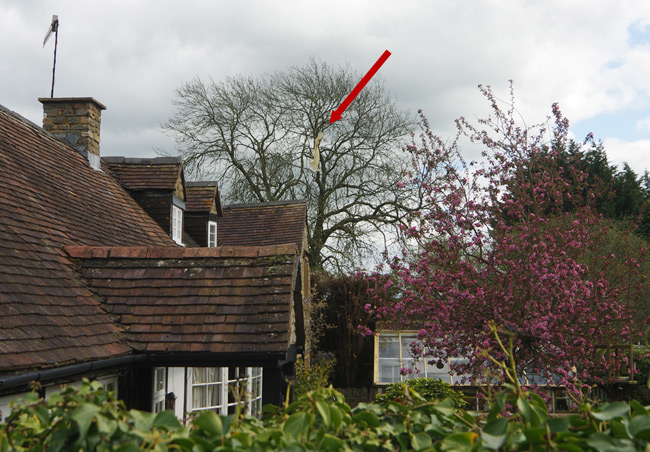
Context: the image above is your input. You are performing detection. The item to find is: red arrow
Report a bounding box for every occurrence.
[330,50,391,124]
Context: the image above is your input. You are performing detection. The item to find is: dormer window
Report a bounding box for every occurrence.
[208,221,217,247]
[172,205,183,244]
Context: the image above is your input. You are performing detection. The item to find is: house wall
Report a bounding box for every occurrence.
[131,192,173,237]
[184,214,208,247]
[167,367,186,419]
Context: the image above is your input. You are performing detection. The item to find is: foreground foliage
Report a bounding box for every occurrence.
[3,376,650,451]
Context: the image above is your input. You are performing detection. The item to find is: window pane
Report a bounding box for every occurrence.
[208,222,217,247]
[192,385,205,408]
[172,206,183,243]
[426,358,451,383]
[400,334,418,360]
[378,358,400,383]
[155,368,165,391]
[378,334,399,358]
[400,334,419,373]
[209,384,222,407]
[193,368,206,383]
[207,367,220,383]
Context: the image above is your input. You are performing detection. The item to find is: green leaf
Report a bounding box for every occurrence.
[545,416,569,433]
[128,409,156,431]
[557,442,586,452]
[522,426,547,445]
[33,405,50,426]
[320,433,344,450]
[95,414,118,436]
[153,410,182,431]
[352,410,380,428]
[481,418,508,450]
[114,443,143,452]
[609,418,628,439]
[411,432,433,451]
[586,432,636,452]
[628,414,650,440]
[528,392,548,411]
[441,432,477,451]
[629,400,648,416]
[517,397,543,427]
[329,405,343,430]
[433,403,455,417]
[591,402,630,421]
[315,400,330,427]
[71,402,101,440]
[193,410,223,437]
[283,412,311,441]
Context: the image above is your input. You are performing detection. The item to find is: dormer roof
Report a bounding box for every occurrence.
[218,200,307,255]
[103,156,186,200]
[185,181,223,216]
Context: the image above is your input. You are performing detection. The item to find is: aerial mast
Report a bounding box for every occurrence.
[43,15,59,98]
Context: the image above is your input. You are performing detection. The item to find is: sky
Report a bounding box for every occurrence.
[2,0,650,175]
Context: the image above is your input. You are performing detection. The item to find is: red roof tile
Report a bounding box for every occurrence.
[185,182,222,215]
[68,245,298,355]
[103,157,184,194]
[218,201,307,254]
[0,105,174,374]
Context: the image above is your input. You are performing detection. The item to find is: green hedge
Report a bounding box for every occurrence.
[373,378,467,408]
[2,379,650,451]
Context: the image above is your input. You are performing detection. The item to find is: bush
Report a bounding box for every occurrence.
[293,351,336,399]
[374,378,467,408]
[4,376,650,451]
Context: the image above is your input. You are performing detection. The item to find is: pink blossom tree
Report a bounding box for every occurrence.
[371,84,643,387]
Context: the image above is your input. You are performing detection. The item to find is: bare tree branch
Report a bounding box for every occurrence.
[163,58,419,270]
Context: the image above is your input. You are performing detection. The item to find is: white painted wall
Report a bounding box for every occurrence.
[167,367,186,419]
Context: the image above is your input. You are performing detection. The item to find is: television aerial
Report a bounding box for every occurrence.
[43,15,59,98]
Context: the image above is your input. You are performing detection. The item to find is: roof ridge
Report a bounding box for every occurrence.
[65,243,298,259]
[186,181,219,187]
[102,156,182,165]
[223,199,306,209]
[0,104,48,136]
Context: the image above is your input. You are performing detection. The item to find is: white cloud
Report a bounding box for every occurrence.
[602,137,650,173]
[2,0,650,165]
[636,117,650,133]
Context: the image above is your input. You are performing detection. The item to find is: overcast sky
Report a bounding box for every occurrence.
[2,0,650,175]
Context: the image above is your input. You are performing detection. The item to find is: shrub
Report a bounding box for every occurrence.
[374,377,467,408]
[293,351,336,399]
[5,379,650,451]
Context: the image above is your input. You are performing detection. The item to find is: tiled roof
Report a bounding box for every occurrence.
[0,105,175,374]
[185,182,222,214]
[103,157,184,193]
[66,245,298,355]
[218,201,307,254]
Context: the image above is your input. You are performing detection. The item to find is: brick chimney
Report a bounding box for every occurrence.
[38,97,106,170]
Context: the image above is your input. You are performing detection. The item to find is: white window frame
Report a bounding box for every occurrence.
[374,331,469,385]
[188,367,263,417]
[208,221,217,247]
[172,205,183,245]
[153,367,167,413]
[97,375,118,394]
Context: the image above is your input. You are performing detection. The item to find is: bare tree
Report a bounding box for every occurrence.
[163,59,415,270]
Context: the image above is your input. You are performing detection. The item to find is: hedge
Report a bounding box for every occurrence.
[2,378,650,451]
